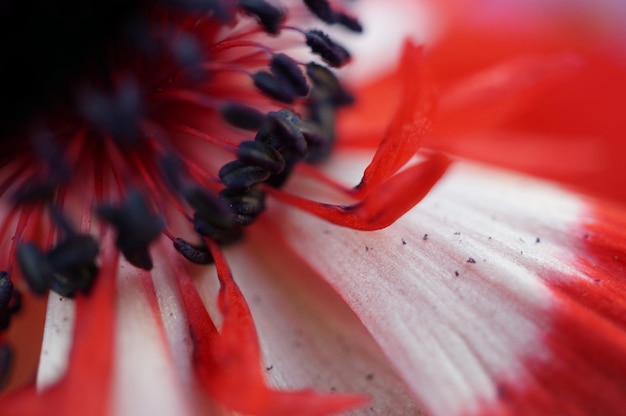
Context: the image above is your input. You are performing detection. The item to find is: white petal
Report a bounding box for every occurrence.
[266,154,588,415]
[192,238,425,415]
[37,295,75,389]
[112,262,195,416]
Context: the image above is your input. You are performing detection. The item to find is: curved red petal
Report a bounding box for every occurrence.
[178,242,365,415]
[354,41,435,195]
[265,153,450,231]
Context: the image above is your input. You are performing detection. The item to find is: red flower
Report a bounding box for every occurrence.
[0,0,446,414]
[1,1,625,415]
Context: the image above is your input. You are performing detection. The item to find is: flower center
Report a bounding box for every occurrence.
[0,0,363,387]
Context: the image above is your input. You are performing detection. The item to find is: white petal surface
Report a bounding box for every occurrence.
[37,295,75,389]
[265,154,588,415]
[191,236,425,415]
[112,263,194,416]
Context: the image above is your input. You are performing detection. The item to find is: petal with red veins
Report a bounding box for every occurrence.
[264,152,626,415]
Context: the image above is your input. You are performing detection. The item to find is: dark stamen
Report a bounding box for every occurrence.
[193,217,244,243]
[219,187,266,225]
[97,190,165,270]
[0,344,12,390]
[183,185,235,229]
[80,78,144,145]
[265,155,298,188]
[0,274,11,310]
[305,30,351,68]
[252,71,296,103]
[46,234,100,297]
[306,62,354,106]
[335,12,363,33]
[238,0,285,34]
[171,32,204,70]
[256,110,308,157]
[0,273,13,328]
[166,0,234,22]
[173,237,214,264]
[221,103,265,130]
[303,0,334,22]
[218,160,272,189]
[270,53,309,97]
[237,141,286,174]
[159,154,189,193]
[17,243,52,295]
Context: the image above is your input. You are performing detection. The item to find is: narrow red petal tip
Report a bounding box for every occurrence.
[355,41,435,196]
[178,241,368,415]
[266,152,451,231]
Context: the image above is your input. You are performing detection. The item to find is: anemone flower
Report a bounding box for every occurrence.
[1,0,626,416]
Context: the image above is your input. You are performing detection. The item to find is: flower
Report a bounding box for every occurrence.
[1,1,626,416]
[0,0,447,414]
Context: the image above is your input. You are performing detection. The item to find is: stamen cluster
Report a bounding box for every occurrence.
[0,0,361,388]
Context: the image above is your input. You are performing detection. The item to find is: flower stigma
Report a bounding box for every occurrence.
[0,0,449,414]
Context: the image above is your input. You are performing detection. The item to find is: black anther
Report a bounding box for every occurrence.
[80,77,144,146]
[193,218,244,244]
[49,207,79,238]
[256,110,308,157]
[270,54,309,97]
[173,238,214,265]
[335,12,363,33]
[165,0,234,22]
[300,120,334,162]
[171,32,203,70]
[252,71,296,104]
[97,190,165,270]
[0,283,20,330]
[46,234,100,297]
[0,344,12,390]
[11,179,57,204]
[159,154,186,192]
[220,187,266,225]
[237,141,285,174]
[183,185,234,228]
[17,242,52,295]
[0,274,11,316]
[238,0,285,34]
[305,30,351,68]
[221,103,265,130]
[306,62,354,106]
[0,273,13,319]
[32,133,71,184]
[218,160,271,189]
[303,0,335,23]
[265,156,298,188]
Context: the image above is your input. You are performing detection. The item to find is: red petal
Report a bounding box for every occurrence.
[178,242,365,415]
[353,41,435,195]
[425,14,626,204]
[0,248,118,416]
[265,153,450,231]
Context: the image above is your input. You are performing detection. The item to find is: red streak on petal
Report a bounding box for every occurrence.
[266,153,450,231]
[475,200,626,415]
